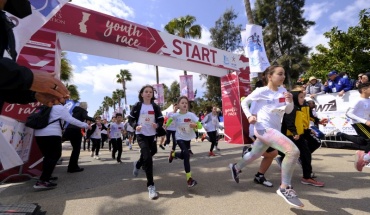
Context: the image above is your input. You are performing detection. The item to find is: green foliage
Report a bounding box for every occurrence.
[307,8,370,80]
[116,69,132,105]
[66,84,79,101]
[253,0,314,88]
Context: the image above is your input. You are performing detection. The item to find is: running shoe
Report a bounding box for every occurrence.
[148,185,159,199]
[301,178,324,187]
[159,145,165,150]
[187,178,198,188]
[168,151,175,163]
[209,151,216,156]
[33,181,57,189]
[355,150,366,172]
[254,175,273,187]
[133,161,139,177]
[276,186,304,208]
[229,163,240,183]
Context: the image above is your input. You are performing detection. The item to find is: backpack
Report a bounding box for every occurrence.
[25,105,59,129]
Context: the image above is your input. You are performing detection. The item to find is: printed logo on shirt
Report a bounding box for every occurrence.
[148,111,155,115]
[184,118,191,122]
[279,97,285,103]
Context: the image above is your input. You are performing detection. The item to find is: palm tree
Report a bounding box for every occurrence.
[60,52,80,100]
[243,0,254,24]
[112,89,125,113]
[164,15,202,75]
[116,69,132,107]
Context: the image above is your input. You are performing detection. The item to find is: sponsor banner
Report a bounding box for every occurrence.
[153,84,164,105]
[311,90,360,135]
[7,0,68,59]
[221,72,251,144]
[180,75,194,101]
[0,116,33,171]
[242,25,270,73]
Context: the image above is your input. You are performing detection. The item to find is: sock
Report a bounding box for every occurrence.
[186,172,192,181]
[256,172,264,177]
[364,152,370,161]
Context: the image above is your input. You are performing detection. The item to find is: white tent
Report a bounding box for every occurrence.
[162,104,173,116]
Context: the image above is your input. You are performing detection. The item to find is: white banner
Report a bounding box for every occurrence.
[7,0,68,59]
[311,90,360,135]
[0,116,33,171]
[242,25,270,73]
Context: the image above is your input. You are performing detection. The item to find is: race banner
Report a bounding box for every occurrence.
[180,75,194,101]
[153,84,164,105]
[242,25,270,73]
[311,90,360,135]
[6,0,69,59]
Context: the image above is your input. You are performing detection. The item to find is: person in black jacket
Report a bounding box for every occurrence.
[128,85,164,200]
[86,116,107,160]
[63,102,94,173]
[0,0,69,110]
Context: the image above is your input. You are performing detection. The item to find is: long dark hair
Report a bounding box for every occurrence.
[138,84,156,103]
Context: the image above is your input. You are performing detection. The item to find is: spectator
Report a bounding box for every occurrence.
[324,70,353,96]
[305,76,324,98]
[0,0,69,109]
[361,73,370,84]
[355,73,364,89]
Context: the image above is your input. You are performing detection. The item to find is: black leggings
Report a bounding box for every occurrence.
[91,138,101,155]
[339,123,370,153]
[63,128,83,171]
[135,134,157,187]
[207,131,218,152]
[35,136,62,181]
[164,130,177,150]
[111,138,123,162]
[175,139,191,173]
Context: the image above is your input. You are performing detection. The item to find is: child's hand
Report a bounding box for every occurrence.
[136,125,142,132]
[248,115,257,124]
[366,120,370,127]
[189,123,197,129]
[293,134,299,140]
[284,92,293,103]
[152,123,158,129]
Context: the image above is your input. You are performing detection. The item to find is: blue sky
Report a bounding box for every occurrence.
[67,0,370,117]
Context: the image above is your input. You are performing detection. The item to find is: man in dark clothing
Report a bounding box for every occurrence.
[63,102,94,173]
[0,0,69,111]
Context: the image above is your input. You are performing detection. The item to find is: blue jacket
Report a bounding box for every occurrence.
[324,76,352,93]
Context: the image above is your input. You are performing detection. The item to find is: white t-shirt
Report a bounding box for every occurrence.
[136,104,156,136]
[166,111,177,131]
[172,112,199,141]
[90,123,103,139]
[125,122,135,132]
[101,123,108,134]
[201,113,220,132]
[346,97,370,124]
[109,122,124,139]
[241,86,293,131]
[34,105,88,137]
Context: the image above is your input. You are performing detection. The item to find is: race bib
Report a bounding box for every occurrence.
[139,113,155,125]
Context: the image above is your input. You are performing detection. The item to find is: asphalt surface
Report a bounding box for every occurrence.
[1,140,370,215]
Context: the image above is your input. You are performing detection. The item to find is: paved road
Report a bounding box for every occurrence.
[1,140,370,215]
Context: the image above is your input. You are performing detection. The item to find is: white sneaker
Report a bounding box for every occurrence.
[94,155,100,160]
[148,185,158,199]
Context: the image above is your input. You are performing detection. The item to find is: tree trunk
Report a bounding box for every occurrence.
[156,66,159,84]
[244,0,254,24]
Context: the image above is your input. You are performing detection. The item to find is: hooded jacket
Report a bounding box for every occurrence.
[282,91,311,136]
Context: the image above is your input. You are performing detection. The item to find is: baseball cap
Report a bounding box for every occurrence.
[328,70,338,77]
[309,76,317,81]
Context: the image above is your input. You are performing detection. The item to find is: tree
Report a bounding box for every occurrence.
[60,52,80,100]
[94,106,103,118]
[253,0,314,88]
[244,0,254,24]
[116,69,132,106]
[307,8,370,80]
[164,15,202,75]
[204,9,243,107]
[165,81,180,106]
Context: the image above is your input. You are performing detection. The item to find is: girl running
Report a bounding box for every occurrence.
[228,65,303,208]
[165,96,202,187]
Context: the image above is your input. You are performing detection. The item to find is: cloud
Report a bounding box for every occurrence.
[302,25,329,53]
[330,0,370,28]
[77,53,88,62]
[190,26,212,46]
[70,0,135,20]
[303,2,332,21]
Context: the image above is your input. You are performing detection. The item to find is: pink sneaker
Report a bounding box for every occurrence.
[354,151,366,172]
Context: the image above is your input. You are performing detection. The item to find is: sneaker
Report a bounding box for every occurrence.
[49,176,58,181]
[33,181,57,189]
[117,160,122,164]
[215,147,221,151]
[168,151,174,163]
[133,161,139,177]
[148,185,159,199]
[254,175,273,187]
[94,155,100,160]
[276,186,304,208]
[90,152,94,157]
[229,163,240,183]
[354,150,366,172]
[159,145,165,150]
[209,151,216,156]
[301,178,324,187]
[187,178,198,188]
[275,156,283,169]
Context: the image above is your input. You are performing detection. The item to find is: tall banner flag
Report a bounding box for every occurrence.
[180,75,194,101]
[242,24,270,73]
[7,0,69,59]
[153,84,164,105]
